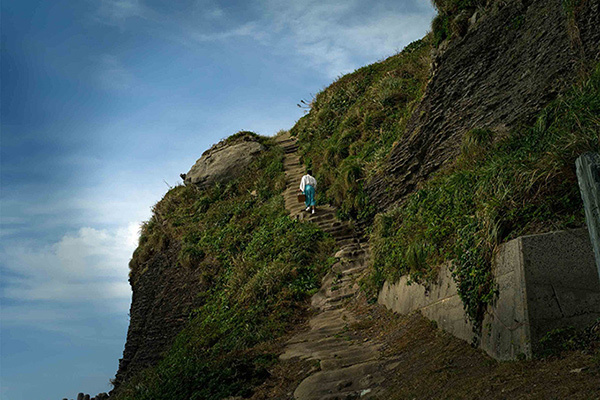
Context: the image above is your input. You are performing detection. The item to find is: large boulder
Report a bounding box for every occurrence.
[184,132,265,188]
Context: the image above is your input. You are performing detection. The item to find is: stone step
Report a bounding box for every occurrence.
[308,213,335,223]
[322,225,353,236]
[293,361,385,400]
[319,345,382,371]
[280,337,351,361]
[335,238,361,248]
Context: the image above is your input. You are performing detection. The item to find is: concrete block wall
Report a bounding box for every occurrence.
[378,228,600,360]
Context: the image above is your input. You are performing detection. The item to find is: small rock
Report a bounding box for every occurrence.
[337,379,353,391]
[570,367,588,373]
[359,374,373,386]
[469,11,479,26]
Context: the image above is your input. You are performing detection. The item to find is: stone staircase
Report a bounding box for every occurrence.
[274,133,391,400]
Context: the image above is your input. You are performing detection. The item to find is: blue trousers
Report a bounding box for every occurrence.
[304,184,316,207]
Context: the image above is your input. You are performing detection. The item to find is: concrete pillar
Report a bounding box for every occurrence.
[576,152,600,278]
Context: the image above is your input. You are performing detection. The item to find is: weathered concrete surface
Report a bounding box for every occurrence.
[576,152,600,277]
[378,264,477,345]
[184,134,264,188]
[520,229,600,354]
[379,228,600,360]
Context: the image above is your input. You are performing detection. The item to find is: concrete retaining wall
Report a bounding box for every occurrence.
[378,228,600,360]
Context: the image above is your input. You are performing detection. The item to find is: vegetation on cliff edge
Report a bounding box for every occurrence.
[116,134,335,400]
[292,37,431,224]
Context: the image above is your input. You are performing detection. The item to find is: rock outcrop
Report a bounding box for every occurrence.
[111,246,219,394]
[184,132,265,188]
[367,0,600,212]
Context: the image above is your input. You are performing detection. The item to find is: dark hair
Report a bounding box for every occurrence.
[307,169,313,175]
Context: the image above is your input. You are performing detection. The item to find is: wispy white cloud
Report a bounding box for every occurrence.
[1,223,137,308]
[259,0,435,77]
[188,21,267,43]
[92,0,435,79]
[95,0,147,24]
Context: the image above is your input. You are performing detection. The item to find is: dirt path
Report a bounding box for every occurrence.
[274,133,394,399]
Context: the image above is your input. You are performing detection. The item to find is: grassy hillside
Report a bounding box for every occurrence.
[292,37,432,224]
[293,35,599,327]
[115,134,335,400]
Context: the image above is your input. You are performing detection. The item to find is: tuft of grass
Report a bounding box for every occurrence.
[430,0,488,46]
[117,135,335,400]
[370,63,600,328]
[538,319,600,359]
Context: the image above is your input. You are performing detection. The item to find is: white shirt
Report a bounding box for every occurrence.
[300,174,317,192]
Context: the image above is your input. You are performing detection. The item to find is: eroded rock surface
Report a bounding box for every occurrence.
[367,0,600,212]
[185,133,265,188]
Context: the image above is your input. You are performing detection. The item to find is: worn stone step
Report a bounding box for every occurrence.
[293,361,385,400]
[309,213,335,223]
[280,337,351,361]
[319,345,382,371]
[324,226,353,237]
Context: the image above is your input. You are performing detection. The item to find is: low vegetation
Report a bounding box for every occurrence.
[292,38,431,224]
[116,134,335,400]
[430,0,488,46]
[370,64,600,326]
[538,319,600,359]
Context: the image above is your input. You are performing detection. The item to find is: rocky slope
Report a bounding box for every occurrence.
[367,0,600,211]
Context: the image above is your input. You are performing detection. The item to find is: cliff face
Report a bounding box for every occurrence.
[112,134,267,393]
[111,236,214,390]
[367,0,600,211]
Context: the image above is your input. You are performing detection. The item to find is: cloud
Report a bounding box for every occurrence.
[92,0,435,79]
[96,54,135,91]
[96,0,147,24]
[1,223,138,307]
[260,0,435,77]
[189,21,266,42]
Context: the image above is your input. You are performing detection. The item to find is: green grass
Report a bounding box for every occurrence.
[292,38,432,224]
[369,64,600,327]
[538,319,600,359]
[430,0,488,46]
[116,134,335,400]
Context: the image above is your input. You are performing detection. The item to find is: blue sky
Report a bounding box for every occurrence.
[0,1,436,398]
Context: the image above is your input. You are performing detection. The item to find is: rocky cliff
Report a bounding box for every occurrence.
[112,132,267,392]
[367,0,600,211]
